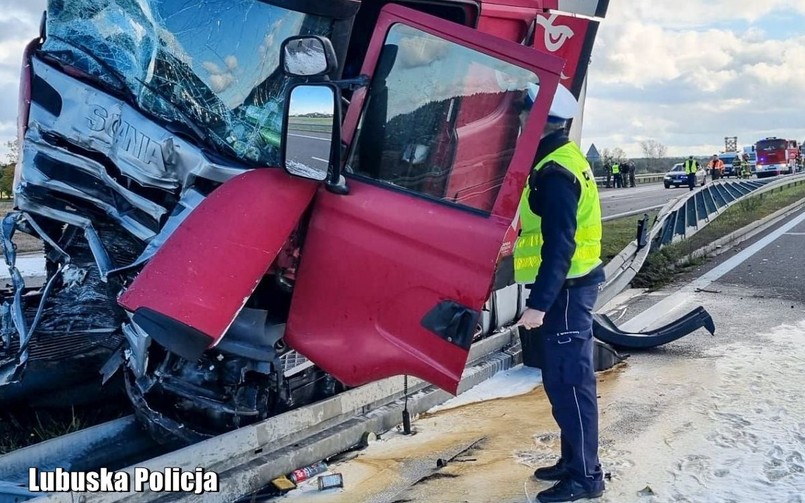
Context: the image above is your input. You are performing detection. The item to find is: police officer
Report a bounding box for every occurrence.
[684,156,698,190]
[611,162,621,188]
[515,83,605,502]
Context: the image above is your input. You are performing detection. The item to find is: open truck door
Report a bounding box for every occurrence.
[285,5,564,394]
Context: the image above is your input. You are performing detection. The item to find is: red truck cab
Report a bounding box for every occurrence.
[3,0,606,443]
[755,137,800,177]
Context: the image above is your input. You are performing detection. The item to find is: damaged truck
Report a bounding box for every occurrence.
[1,0,607,444]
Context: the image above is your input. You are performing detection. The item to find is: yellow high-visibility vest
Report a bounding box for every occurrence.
[514,142,603,283]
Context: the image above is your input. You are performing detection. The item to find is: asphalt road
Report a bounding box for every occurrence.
[599,182,681,218]
[711,208,805,302]
[285,131,331,172]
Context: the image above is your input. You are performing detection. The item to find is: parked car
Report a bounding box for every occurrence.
[664,163,706,188]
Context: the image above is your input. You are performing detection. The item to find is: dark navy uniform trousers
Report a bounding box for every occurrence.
[524,284,604,492]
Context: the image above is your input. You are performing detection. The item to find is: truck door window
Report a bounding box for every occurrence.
[346,23,538,213]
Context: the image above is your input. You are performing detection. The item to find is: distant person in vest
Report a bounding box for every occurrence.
[515,83,606,502]
[708,154,724,180]
[684,156,699,191]
[611,161,622,188]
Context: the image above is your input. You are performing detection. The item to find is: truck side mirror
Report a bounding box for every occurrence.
[281,36,338,77]
[282,84,338,181]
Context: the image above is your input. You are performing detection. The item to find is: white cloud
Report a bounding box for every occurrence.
[208,72,235,93]
[203,56,239,93]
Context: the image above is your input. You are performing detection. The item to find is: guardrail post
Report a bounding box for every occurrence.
[636,214,649,250]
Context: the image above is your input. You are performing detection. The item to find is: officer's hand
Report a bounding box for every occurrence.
[516,308,545,330]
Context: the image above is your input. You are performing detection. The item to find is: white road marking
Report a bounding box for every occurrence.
[621,209,805,332]
[289,133,330,141]
[602,204,665,221]
[311,157,328,163]
[783,232,805,236]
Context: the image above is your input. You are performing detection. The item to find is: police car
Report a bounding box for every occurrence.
[663,162,706,188]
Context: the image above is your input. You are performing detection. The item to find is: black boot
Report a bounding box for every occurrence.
[536,478,604,502]
[533,460,568,481]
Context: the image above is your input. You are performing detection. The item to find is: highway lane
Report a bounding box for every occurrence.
[285,131,331,171]
[599,182,680,218]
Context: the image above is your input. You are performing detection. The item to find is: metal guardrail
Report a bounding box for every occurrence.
[596,173,805,309]
[0,329,520,502]
[652,176,805,248]
[594,173,665,187]
[595,174,805,310]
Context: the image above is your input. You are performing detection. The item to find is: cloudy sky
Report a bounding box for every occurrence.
[0,0,804,160]
[582,1,805,157]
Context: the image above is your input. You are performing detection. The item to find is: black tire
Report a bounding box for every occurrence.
[664,183,670,189]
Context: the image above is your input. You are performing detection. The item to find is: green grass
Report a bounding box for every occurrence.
[0,404,128,454]
[632,181,805,288]
[601,210,659,262]
[288,116,334,133]
[288,116,332,125]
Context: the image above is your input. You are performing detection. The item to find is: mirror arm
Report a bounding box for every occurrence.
[323,87,349,195]
[333,74,370,92]
[325,174,349,195]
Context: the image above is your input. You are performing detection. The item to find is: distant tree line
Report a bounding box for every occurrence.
[589,138,708,177]
[0,139,17,199]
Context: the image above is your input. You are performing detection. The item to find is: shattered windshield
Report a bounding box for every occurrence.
[42,0,334,166]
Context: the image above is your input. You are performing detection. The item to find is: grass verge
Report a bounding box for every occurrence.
[632,181,805,289]
[601,210,659,263]
[0,401,130,454]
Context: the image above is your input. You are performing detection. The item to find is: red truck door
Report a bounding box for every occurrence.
[285,5,564,393]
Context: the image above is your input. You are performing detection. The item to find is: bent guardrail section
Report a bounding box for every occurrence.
[596,174,805,310]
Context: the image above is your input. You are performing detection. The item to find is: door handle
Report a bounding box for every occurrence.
[420,300,479,350]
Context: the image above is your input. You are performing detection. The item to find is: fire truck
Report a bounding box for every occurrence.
[754,137,800,178]
[1,0,608,443]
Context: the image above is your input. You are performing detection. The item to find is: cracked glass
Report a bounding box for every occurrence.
[42,0,334,166]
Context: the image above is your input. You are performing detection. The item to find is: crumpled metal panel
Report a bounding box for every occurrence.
[24,58,251,200]
[41,0,333,166]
